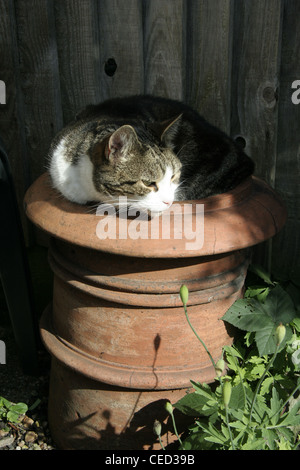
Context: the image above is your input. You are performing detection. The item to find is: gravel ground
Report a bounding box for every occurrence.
[0,325,57,450]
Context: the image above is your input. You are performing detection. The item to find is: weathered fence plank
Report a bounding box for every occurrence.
[15,0,63,182]
[231,0,283,185]
[98,0,144,99]
[231,0,283,270]
[272,0,300,276]
[143,0,184,99]
[185,0,233,133]
[0,0,31,240]
[54,0,102,124]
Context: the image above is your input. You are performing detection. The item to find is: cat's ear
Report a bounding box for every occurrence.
[106,125,139,164]
[160,114,182,147]
[148,115,182,147]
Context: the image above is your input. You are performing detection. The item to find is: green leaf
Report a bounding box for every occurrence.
[222,298,273,332]
[6,411,20,423]
[262,428,277,450]
[221,423,231,441]
[180,432,212,450]
[245,286,270,302]
[247,393,269,424]
[29,398,41,411]
[248,361,266,378]
[277,437,293,450]
[260,376,274,396]
[255,324,278,356]
[256,324,292,356]
[0,397,12,409]
[10,402,28,415]
[277,399,300,428]
[241,438,267,450]
[203,422,227,445]
[223,344,244,359]
[280,414,300,428]
[264,285,296,324]
[269,387,282,425]
[227,418,247,432]
[248,264,274,285]
[291,347,300,368]
[223,286,296,355]
[174,385,218,417]
[2,400,28,423]
[230,408,247,422]
[174,393,204,417]
[228,382,247,411]
[189,380,213,395]
[292,317,300,332]
[277,426,296,443]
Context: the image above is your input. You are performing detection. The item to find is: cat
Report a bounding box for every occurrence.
[48,95,254,216]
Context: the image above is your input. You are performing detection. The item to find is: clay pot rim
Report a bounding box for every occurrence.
[24,172,287,258]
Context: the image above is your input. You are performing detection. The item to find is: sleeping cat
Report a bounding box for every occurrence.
[48,95,254,215]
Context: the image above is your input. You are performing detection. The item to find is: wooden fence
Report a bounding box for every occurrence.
[0,0,299,276]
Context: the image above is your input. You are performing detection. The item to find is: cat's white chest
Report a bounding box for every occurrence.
[49,138,102,204]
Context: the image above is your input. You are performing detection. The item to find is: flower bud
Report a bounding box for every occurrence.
[215,359,225,377]
[275,323,286,346]
[222,380,232,408]
[153,419,162,437]
[165,401,173,415]
[180,285,189,306]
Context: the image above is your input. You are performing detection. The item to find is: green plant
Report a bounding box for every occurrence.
[222,264,300,356]
[157,266,300,450]
[0,396,28,425]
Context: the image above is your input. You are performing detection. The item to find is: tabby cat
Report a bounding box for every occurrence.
[48,95,254,216]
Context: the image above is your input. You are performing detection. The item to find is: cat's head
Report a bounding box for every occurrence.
[91,117,182,216]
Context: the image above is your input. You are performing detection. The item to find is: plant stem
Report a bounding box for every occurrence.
[158,435,165,450]
[170,411,183,446]
[249,345,279,425]
[225,406,235,450]
[183,304,216,369]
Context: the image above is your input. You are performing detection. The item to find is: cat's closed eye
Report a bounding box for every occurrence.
[171,172,180,183]
[142,181,158,191]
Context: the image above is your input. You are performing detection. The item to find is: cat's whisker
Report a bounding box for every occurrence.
[176,179,187,188]
[176,142,190,156]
